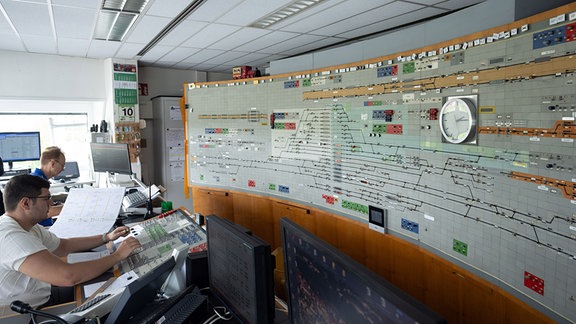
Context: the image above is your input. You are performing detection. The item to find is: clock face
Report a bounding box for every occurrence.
[439,97,477,144]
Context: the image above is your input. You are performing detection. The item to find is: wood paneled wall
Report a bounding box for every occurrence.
[192,186,554,324]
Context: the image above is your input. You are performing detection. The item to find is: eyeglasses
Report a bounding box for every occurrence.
[28,195,53,201]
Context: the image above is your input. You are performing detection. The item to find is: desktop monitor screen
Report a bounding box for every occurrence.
[90,142,132,175]
[0,132,41,164]
[53,161,80,181]
[206,215,275,324]
[104,256,176,324]
[280,218,447,324]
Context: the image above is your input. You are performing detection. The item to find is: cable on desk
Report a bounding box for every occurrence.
[213,306,232,320]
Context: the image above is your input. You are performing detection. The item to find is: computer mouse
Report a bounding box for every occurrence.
[59,179,66,183]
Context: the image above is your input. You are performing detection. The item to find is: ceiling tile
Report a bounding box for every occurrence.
[57,38,90,56]
[337,6,445,39]
[209,27,270,51]
[180,24,241,48]
[53,6,95,39]
[86,39,122,58]
[314,1,426,37]
[186,0,246,23]
[234,30,297,52]
[155,19,208,47]
[215,0,293,26]
[159,46,201,63]
[21,34,57,54]
[2,0,52,36]
[52,0,100,10]
[116,42,146,58]
[144,0,192,18]
[139,44,174,61]
[262,34,326,54]
[124,15,172,44]
[0,32,25,51]
[181,48,226,64]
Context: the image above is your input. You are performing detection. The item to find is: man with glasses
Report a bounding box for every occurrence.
[30,146,67,226]
[0,174,142,318]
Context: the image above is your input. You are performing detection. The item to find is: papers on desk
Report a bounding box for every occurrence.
[84,271,139,297]
[48,187,125,238]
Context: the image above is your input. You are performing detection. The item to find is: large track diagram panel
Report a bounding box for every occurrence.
[186,9,576,323]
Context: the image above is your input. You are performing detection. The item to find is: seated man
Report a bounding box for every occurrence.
[30,146,68,226]
[0,174,142,318]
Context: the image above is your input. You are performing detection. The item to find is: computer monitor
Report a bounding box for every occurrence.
[280,218,447,324]
[206,215,275,324]
[53,161,80,181]
[104,256,176,324]
[90,142,132,175]
[0,132,41,169]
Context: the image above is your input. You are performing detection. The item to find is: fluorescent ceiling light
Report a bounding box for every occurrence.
[94,0,149,42]
[137,0,207,56]
[250,0,326,29]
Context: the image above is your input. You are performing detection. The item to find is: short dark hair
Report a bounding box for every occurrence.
[3,174,51,212]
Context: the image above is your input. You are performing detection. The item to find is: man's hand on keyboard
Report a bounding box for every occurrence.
[115,237,142,259]
[107,226,132,242]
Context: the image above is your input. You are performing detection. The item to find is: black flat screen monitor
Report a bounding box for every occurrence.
[90,142,132,175]
[53,161,80,181]
[206,215,275,324]
[0,132,41,167]
[280,218,447,324]
[104,256,176,324]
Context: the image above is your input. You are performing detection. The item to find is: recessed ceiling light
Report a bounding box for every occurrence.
[94,0,150,42]
[250,0,326,29]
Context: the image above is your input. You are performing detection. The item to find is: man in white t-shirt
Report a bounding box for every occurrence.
[0,174,141,317]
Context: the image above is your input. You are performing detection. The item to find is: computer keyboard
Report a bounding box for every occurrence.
[160,288,207,323]
[68,293,111,314]
[128,285,207,324]
[63,290,124,319]
[123,190,148,208]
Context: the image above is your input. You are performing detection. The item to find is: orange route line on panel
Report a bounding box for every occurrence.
[509,171,576,201]
[479,120,576,138]
[302,54,576,100]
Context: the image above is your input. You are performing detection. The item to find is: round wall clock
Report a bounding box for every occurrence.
[439,97,477,144]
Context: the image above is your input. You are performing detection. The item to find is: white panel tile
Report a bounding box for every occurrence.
[52,0,100,10]
[53,6,95,39]
[181,48,225,63]
[2,0,52,36]
[156,20,209,46]
[262,34,326,54]
[145,0,191,18]
[116,42,146,59]
[185,0,245,23]
[124,15,172,44]
[140,44,174,61]
[337,7,445,39]
[180,24,241,48]
[161,46,201,62]
[57,38,89,56]
[86,39,122,58]
[21,34,57,54]
[215,0,293,25]
[234,30,296,52]
[434,0,484,10]
[0,32,25,51]
[209,27,270,50]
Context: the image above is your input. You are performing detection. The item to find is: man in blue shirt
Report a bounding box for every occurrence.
[30,146,66,226]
